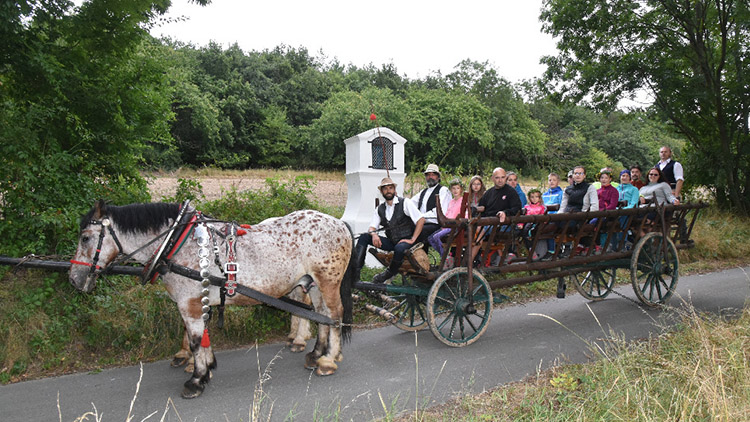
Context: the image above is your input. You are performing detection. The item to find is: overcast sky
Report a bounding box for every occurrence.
[150,0,559,83]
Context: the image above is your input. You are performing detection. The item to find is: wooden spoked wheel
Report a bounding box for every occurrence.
[570,268,617,301]
[630,232,679,306]
[426,267,493,347]
[382,275,428,331]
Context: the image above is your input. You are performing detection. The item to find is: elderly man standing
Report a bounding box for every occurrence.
[656,146,684,198]
[353,177,424,284]
[411,163,452,245]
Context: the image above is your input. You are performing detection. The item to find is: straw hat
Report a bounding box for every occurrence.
[377,177,397,189]
[423,163,440,175]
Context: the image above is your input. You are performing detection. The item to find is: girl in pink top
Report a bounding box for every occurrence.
[428,179,466,257]
[520,189,546,230]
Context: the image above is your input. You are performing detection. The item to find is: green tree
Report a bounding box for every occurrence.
[405,87,494,172]
[0,0,194,254]
[301,87,415,168]
[446,60,546,172]
[541,0,750,212]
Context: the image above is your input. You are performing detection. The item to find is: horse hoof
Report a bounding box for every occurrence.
[181,384,204,399]
[171,357,188,367]
[314,357,337,376]
[289,342,306,353]
[334,352,343,363]
[184,363,194,373]
[304,352,319,370]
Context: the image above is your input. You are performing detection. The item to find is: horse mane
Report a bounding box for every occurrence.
[81,202,181,234]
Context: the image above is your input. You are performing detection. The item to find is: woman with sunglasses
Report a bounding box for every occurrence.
[638,167,679,232]
[639,167,679,206]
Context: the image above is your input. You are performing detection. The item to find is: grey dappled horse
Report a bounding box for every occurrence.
[69,201,354,398]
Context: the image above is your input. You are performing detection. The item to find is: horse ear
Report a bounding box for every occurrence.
[93,199,107,219]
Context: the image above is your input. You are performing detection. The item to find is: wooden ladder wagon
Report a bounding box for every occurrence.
[354,195,706,347]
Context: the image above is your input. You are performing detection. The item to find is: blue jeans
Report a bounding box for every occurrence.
[356,234,412,266]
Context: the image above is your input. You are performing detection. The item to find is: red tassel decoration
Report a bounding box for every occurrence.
[201,328,211,348]
[236,229,247,236]
[240,224,251,229]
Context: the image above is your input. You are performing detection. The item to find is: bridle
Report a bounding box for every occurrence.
[70,218,124,276]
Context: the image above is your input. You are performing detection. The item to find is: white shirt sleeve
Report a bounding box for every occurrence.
[369,207,382,230]
[401,198,425,225]
[673,162,684,181]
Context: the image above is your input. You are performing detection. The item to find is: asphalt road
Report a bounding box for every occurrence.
[2,266,748,422]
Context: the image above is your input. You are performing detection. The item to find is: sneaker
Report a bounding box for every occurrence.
[444,255,454,269]
[540,251,554,261]
[505,253,516,264]
[594,245,602,255]
[532,253,540,261]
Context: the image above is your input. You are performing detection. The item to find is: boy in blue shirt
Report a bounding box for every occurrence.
[540,172,563,260]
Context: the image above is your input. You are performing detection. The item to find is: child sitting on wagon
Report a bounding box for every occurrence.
[427,178,467,263]
[520,189,546,259]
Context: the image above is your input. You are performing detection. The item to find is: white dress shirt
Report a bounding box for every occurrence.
[411,185,452,224]
[369,196,423,229]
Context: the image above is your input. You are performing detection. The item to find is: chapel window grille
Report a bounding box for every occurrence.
[369,137,395,170]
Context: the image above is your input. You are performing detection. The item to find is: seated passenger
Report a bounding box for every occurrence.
[470,167,522,264]
[613,169,640,248]
[559,166,599,214]
[521,189,547,260]
[353,177,424,284]
[558,165,599,252]
[468,175,486,211]
[411,164,452,246]
[639,167,679,232]
[542,173,563,213]
[541,173,563,260]
[597,169,619,211]
[506,171,527,207]
[428,178,467,258]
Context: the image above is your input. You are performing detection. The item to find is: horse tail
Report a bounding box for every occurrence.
[340,221,355,344]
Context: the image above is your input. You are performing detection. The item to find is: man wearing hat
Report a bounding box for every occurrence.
[353,177,425,284]
[411,163,452,246]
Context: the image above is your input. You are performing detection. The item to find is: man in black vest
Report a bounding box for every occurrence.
[411,163,452,246]
[656,146,684,198]
[353,177,425,284]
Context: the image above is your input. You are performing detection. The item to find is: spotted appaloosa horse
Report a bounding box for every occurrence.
[69,201,354,398]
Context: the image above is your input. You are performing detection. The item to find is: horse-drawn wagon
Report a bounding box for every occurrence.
[354,194,705,347]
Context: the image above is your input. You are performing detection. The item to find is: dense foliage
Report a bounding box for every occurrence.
[0,0,713,259]
[540,0,750,213]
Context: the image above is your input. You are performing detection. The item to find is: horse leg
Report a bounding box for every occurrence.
[305,275,345,376]
[179,307,217,399]
[287,289,312,353]
[171,325,193,371]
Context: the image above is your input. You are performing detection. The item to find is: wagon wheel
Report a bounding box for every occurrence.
[382,274,428,331]
[630,232,679,306]
[570,268,617,301]
[426,267,493,347]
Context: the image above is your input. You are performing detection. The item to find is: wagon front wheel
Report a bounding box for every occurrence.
[382,275,428,331]
[426,267,493,347]
[630,232,679,306]
[571,268,617,301]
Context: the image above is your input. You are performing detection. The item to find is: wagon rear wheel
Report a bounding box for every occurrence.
[426,267,493,347]
[382,275,428,331]
[571,268,617,301]
[630,232,679,306]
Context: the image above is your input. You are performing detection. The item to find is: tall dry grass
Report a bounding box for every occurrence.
[401,292,750,421]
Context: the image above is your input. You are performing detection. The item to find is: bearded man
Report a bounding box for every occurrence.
[352,177,424,284]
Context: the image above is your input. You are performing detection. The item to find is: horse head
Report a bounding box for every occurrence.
[69,200,122,293]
